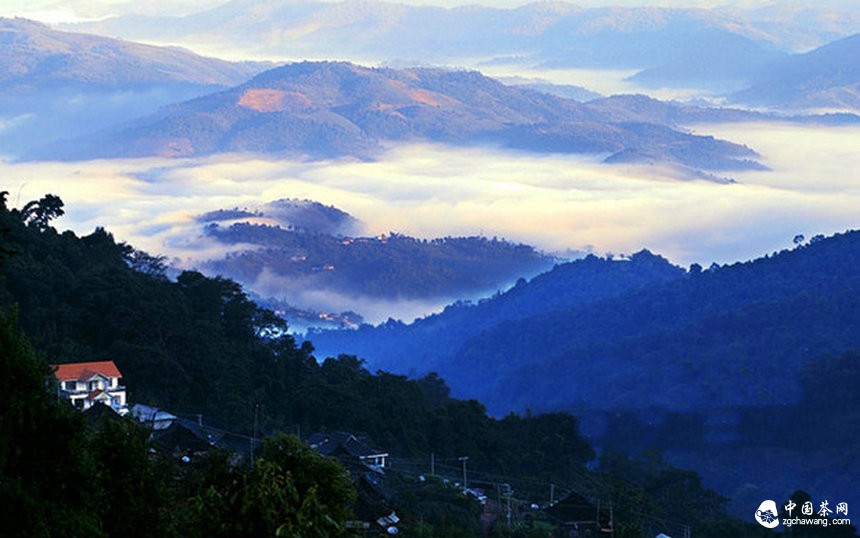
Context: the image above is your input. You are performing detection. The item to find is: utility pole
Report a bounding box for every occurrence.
[609,502,615,538]
[430,452,436,476]
[458,456,469,490]
[250,403,259,468]
[502,483,512,528]
[550,483,555,505]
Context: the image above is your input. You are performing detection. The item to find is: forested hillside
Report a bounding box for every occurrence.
[310,226,860,520]
[314,232,860,415]
[205,222,552,300]
[0,311,359,537]
[310,250,685,373]
[3,305,790,537]
[455,231,860,413]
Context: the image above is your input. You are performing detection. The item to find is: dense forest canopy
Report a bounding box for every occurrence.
[310,248,686,374]
[313,228,860,416]
[204,221,553,300]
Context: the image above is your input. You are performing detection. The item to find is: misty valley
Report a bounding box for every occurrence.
[1,2,859,537]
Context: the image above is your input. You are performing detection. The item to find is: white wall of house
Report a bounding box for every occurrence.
[60,374,126,411]
[360,454,389,468]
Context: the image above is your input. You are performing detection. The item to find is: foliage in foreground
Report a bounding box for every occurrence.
[0,307,356,537]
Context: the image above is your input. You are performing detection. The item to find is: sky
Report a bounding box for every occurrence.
[0,0,849,23]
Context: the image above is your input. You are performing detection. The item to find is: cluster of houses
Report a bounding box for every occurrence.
[53,361,686,537]
[51,360,400,534]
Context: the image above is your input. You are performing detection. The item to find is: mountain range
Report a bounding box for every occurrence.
[732,32,860,111]
[60,2,860,112]
[0,17,262,90]
[310,231,860,418]
[5,15,858,169]
[29,60,765,173]
[0,17,268,157]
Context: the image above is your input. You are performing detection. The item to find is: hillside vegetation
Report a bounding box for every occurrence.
[206,223,552,300]
[314,232,860,416]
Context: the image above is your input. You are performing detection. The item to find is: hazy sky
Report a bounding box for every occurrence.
[1,0,850,23]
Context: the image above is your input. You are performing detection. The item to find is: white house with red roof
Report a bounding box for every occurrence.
[53,361,128,415]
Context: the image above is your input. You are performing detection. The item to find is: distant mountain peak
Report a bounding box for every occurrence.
[0,16,263,89]
[731,32,860,111]
[198,198,360,236]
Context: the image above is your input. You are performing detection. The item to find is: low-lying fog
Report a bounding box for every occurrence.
[3,121,859,322]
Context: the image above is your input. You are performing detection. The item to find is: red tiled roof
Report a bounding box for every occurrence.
[87,389,105,400]
[53,361,122,381]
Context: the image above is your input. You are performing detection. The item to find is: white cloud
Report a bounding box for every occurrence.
[0,114,34,133]
[2,121,859,319]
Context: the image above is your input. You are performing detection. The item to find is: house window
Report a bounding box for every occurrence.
[65,381,77,391]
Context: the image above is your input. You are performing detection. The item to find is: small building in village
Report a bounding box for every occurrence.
[544,491,613,537]
[53,360,128,415]
[307,431,389,469]
[307,431,398,534]
[131,403,177,430]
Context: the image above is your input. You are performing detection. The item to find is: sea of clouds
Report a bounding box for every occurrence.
[3,121,859,320]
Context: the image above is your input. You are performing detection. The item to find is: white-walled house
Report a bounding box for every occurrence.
[53,361,128,415]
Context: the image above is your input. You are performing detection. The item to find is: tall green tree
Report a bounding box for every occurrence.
[19,194,65,231]
[179,434,356,538]
[0,309,102,537]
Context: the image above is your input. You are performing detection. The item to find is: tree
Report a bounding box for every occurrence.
[184,434,356,538]
[242,434,355,537]
[126,248,168,279]
[0,191,18,261]
[0,308,183,537]
[0,309,103,537]
[90,417,168,538]
[19,194,64,231]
